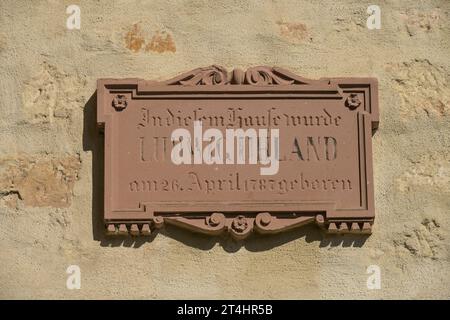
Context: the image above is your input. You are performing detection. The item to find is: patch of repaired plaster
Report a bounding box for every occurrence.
[0,154,82,208]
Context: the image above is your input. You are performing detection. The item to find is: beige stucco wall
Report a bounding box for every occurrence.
[0,0,449,299]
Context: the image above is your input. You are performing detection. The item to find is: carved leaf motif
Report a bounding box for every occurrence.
[165,65,229,86]
[164,65,313,86]
[244,66,302,85]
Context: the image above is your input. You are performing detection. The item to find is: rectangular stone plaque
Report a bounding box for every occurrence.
[97,66,379,239]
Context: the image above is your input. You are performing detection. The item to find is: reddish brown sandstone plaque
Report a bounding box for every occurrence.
[97,66,379,239]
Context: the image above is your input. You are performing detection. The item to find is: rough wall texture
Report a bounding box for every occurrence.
[0,0,449,299]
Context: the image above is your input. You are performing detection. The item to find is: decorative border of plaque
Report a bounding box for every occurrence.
[97,66,379,239]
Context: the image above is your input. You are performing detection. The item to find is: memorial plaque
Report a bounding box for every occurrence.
[97,66,379,239]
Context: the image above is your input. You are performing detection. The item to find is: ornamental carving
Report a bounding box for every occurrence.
[164,65,313,86]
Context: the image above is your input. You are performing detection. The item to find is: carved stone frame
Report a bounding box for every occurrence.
[97,66,379,239]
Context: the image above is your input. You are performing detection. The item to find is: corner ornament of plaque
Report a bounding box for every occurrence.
[97,65,379,240]
[112,94,128,111]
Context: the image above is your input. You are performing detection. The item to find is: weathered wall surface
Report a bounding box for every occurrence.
[0,0,449,299]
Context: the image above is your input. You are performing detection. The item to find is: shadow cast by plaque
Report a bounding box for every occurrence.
[160,224,369,252]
